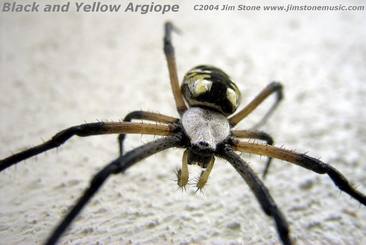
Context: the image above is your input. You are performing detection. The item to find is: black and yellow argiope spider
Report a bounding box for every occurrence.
[1,22,365,245]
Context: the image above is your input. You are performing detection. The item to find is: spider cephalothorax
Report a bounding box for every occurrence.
[180,106,231,189]
[0,22,365,245]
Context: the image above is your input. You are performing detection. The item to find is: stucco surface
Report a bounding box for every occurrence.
[0,1,365,244]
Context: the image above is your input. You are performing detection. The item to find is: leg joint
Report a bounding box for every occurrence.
[256,131,274,144]
[124,111,144,122]
[164,40,174,55]
[269,81,283,99]
[75,122,105,137]
[51,128,76,146]
[297,154,328,174]
[51,122,105,147]
[91,164,118,187]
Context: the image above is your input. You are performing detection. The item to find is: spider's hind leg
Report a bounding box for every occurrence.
[117,110,178,155]
[164,22,187,115]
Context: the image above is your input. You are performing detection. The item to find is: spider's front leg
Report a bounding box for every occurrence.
[0,122,176,172]
[45,134,184,245]
[217,145,292,245]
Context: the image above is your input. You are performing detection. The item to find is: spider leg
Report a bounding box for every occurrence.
[44,134,183,245]
[164,21,188,115]
[217,145,292,245]
[232,140,366,205]
[118,110,178,155]
[0,122,176,172]
[229,82,283,128]
[232,130,274,178]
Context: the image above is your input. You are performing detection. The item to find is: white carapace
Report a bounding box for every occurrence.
[181,107,231,151]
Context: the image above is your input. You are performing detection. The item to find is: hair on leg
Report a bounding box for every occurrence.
[232,140,366,205]
[0,122,175,172]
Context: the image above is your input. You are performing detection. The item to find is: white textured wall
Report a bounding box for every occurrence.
[0,1,365,244]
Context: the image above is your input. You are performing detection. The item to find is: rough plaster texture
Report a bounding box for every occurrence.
[0,1,365,244]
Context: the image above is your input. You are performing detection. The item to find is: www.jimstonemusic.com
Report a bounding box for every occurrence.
[273,4,364,12]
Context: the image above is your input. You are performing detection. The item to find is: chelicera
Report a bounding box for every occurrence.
[1,22,365,245]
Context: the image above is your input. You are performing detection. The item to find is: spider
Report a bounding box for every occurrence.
[0,22,365,245]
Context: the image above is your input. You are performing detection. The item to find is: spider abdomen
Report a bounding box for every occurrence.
[181,107,230,153]
[181,65,241,115]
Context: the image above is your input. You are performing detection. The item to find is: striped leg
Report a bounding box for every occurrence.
[164,21,187,115]
[232,140,366,205]
[0,121,175,172]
